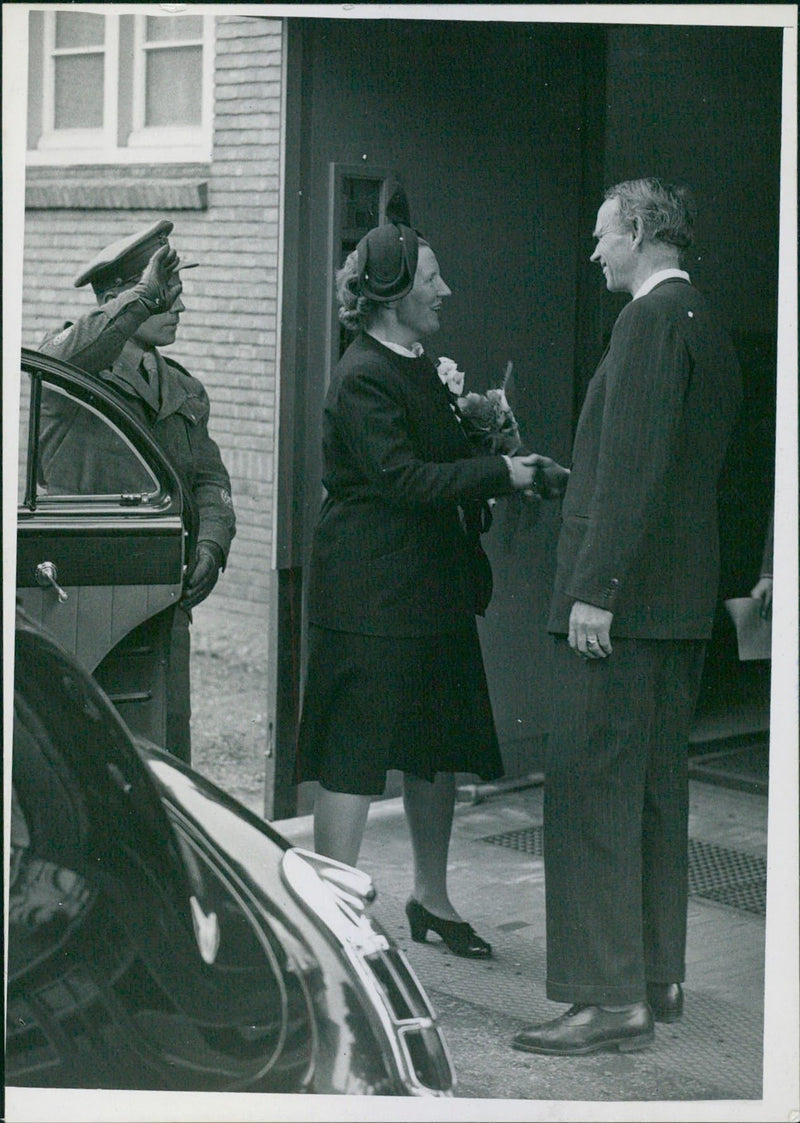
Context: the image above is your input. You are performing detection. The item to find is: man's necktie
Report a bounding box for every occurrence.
[141,351,159,385]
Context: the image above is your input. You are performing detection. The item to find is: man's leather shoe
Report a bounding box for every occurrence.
[646,982,683,1023]
[512,1002,654,1056]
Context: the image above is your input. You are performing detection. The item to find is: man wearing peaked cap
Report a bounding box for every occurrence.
[39,220,235,764]
[72,219,199,292]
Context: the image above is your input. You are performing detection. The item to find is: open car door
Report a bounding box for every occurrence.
[16,347,187,747]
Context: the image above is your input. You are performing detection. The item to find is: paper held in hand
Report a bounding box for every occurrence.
[724,597,772,661]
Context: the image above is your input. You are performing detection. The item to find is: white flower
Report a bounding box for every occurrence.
[436,356,466,397]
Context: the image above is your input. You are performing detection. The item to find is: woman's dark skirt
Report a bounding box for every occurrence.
[296,622,504,795]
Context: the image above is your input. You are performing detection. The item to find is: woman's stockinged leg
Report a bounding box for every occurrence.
[314,786,371,867]
[403,771,462,922]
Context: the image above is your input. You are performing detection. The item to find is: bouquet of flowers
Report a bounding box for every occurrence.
[437,357,522,454]
[437,357,540,546]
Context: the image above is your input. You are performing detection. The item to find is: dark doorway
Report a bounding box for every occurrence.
[272,17,782,816]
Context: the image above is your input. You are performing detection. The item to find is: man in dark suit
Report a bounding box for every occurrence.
[513,178,742,1055]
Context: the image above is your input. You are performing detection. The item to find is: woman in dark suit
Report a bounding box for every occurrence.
[297,222,540,958]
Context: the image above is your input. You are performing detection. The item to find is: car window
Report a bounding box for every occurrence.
[19,371,159,503]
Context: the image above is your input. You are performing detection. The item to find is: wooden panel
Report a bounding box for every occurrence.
[17,587,79,653]
[94,609,172,747]
[17,583,180,672]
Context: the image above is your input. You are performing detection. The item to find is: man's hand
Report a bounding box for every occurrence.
[568,601,613,658]
[526,453,571,499]
[750,576,773,619]
[506,452,570,498]
[135,244,182,313]
[182,542,224,610]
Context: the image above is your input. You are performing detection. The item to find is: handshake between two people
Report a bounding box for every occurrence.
[506,452,570,499]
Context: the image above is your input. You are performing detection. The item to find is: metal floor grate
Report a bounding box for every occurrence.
[480,827,766,916]
[687,838,766,915]
[480,824,544,856]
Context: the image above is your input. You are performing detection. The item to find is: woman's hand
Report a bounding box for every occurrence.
[507,453,570,497]
[505,454,540,492]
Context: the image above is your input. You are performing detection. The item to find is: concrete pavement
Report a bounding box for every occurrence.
[275,776,780,1109]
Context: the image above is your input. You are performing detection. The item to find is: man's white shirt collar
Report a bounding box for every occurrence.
[633,268,690,300]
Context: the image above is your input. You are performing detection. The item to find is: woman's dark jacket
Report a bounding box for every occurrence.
[308,333,513,636]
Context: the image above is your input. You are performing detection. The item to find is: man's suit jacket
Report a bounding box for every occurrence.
[549,279,741,639]
[308,332,513,637]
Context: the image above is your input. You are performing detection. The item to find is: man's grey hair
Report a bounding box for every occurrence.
[606,177,696,250]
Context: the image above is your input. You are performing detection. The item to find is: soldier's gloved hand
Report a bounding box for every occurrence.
[135,244,182,314]
[182,541,224,610]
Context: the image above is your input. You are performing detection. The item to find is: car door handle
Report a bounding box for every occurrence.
[35,561,69,603]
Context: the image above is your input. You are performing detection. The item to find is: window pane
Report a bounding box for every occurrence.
[338,176,384,358]
[145,15,203,43]
[342,177,382,253]
[55,12,104,49]
[145,47,202,127]
[54,56,104,128]
[37,384,158,499]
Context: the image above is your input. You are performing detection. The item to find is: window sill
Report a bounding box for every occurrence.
[25,178,209,211]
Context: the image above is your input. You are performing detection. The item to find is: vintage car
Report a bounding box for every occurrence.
[9,349,455,1096]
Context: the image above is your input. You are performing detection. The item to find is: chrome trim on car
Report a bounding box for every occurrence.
[281,847,455,1096]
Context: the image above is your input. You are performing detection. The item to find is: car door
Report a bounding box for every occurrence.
[16,347,187,745]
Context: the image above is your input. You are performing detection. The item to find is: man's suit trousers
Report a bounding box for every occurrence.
[544,635,707,1006]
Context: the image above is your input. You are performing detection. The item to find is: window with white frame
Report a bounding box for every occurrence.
[27,9,213,165]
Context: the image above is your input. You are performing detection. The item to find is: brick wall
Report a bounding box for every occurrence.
[20,15,283,625]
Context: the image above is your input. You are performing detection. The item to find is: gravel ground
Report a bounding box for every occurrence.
[189,605,269,815]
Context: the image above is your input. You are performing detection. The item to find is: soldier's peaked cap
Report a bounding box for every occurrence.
[73,219,198,293]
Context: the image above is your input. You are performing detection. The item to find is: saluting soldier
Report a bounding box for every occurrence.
[39,220,236,763]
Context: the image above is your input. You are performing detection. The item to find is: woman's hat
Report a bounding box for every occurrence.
[355,222,419,302]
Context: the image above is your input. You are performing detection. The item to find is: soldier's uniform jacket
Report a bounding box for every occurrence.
[39,288,235,563]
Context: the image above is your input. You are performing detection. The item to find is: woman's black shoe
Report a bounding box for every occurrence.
[405,898,492,959]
